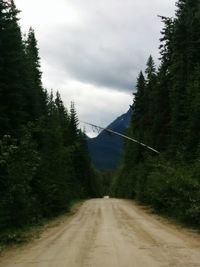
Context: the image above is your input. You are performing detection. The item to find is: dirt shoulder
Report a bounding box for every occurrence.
[0,201,83,254]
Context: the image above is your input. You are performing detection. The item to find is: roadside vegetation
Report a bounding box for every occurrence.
[0,0,101,245]
[112,0,200,227]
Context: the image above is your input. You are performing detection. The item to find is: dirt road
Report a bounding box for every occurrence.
[1,198,200,267]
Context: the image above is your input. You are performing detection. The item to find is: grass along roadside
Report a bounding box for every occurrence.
[0,200,84,254]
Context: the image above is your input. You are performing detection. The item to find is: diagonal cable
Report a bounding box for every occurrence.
[81,121,160,154]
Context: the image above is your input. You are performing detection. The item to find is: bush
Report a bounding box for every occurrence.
[142,158,200,226]
[0,133,40,229]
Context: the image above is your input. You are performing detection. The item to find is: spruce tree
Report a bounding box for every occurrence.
[0,0,27,136]
[69,102,79,143]
[0,0,100,236]
[55,91,70,146]
[113,0,200,225]
[24,27,46,119]
[143,56,157,146]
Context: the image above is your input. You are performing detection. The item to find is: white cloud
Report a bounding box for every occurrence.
[54,79,132,131]
[40,61,132,133]
[17,0,84,30]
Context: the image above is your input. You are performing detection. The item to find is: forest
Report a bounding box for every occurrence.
[1,0,200,246]
[0,0,101,243]
[112,0,200,226]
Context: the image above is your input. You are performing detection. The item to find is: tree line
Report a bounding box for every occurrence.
[112,0,200,226]
[0,0,101,242]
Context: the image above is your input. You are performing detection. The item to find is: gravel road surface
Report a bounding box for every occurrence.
[1,198,200,267]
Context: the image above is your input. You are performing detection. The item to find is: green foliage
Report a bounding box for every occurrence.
[0,229,29,245]
[0,0,101,243]
[0,133,40,228]
[23,27,46,119]
[0,0,27,135]
[113,0,200,227]
[143,158,200,226]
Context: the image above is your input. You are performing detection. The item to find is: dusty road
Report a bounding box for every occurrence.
[1,198,200,267]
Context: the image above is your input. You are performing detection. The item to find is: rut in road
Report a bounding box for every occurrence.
[1,198,200,267]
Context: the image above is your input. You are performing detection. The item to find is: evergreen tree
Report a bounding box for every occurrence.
[0,0,101,240]
[113,0,200,226]
[55,91,70,146]
[69,101,79,143]
[141,56,157,147]
[0,0,27,136]
[24,27,46,119]
[169,0,200,149]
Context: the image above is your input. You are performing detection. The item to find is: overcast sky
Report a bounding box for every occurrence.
[15,0,176,136]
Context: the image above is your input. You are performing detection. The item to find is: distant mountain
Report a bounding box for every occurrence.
[87,108,132,170]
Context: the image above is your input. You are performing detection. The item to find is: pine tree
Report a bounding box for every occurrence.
[143,56,157,146]
[69,102,79,143]
[0,0,101,236]
[126,71,146,165]
[132,71,146,128]
[186,66,200,157]
[150,17,174,150]
[55,91,70,146]
[113,0,200,225]
[0,0,27,136]
[145,55,156,81]
[24,27,46,119]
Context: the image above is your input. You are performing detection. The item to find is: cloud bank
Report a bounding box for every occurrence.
[15,0,176,134]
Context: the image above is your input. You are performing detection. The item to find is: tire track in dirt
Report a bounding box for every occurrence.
[1,198,200,267]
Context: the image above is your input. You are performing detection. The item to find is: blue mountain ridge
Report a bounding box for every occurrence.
[87,108,132,170]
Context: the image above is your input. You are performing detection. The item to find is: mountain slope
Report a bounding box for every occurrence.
[87,108,132,170]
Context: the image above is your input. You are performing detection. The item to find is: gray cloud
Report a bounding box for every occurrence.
[38,0,176,92]
[16,0,176,132]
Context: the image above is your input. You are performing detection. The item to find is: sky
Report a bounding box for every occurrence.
[15,0,176,137]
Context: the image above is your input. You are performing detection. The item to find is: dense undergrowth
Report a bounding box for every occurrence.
[0,0,101,245]
[112,0,200,228]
